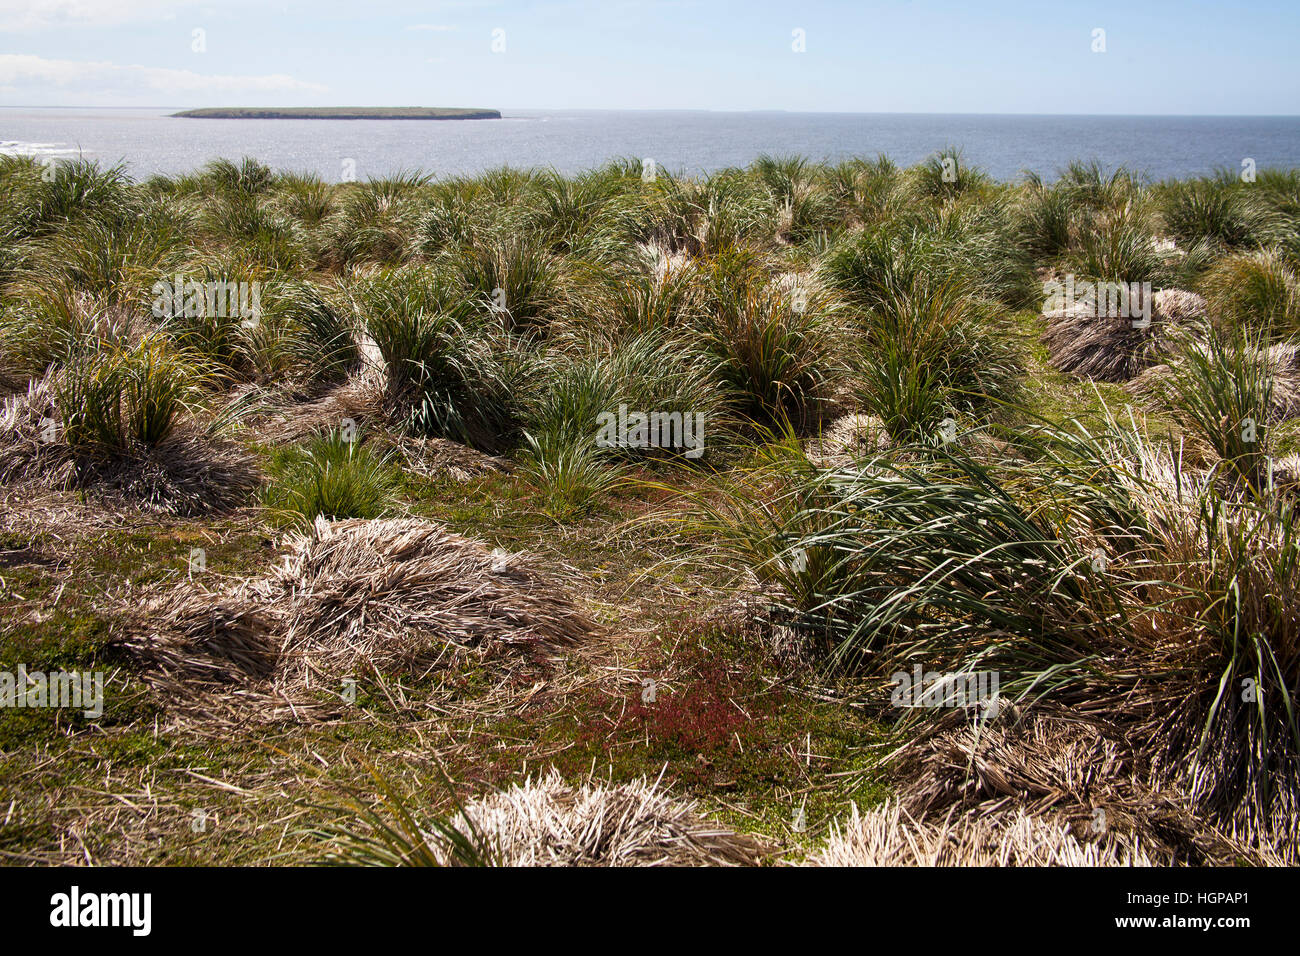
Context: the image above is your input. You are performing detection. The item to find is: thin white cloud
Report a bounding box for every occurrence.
[0,53,326,95]
[408,24,457,32]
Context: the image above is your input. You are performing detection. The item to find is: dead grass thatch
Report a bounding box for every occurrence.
[1043,288,1204,382]
[441,770,770,866]
[884,707,1272,865]
[0,376,258,515]
[124,516,598,721]
[804,412,890,468]
[268,516,594,685]
[245,373,383,446]
[807,801,1154,866]
[393,435,511,481]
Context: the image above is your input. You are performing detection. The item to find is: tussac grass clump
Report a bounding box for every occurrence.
[53,335,204,452]
[696,249,842,429]
[260,429,401,524]
[682,411,1300,861]
[349,264,524,450]
[850,279,1022,443]
[1200,246,1300,337]
[4,151,1300,868]
[125,515,600,722]
[1134,321,1278,488]
[0,364,257,514]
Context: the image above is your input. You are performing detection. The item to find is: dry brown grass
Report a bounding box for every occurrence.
[0,377,77,489]
[803,412,890,468]
[1043,288,1205,382]
[0,376,259,515]
[392,435,512,481]
[806,801,1154,866]
[123,516,599,722]
[441,770,771,866]
[244,373,383,446]
[884,707,1273,865]
[270,516,594,680]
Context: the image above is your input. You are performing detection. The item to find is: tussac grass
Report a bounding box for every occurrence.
[1,151,1298,866]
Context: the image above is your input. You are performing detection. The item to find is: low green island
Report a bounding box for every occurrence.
[172,106,501,120]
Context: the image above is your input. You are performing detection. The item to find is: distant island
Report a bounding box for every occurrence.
[172,107,501,120]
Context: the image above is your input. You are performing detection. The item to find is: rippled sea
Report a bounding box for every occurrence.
[3,107,1299,182]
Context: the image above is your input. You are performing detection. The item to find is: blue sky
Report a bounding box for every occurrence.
[1,0,1297,113]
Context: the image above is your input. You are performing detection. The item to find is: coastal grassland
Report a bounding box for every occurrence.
[1,152,1298,865]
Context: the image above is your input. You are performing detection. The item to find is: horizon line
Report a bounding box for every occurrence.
[2,105,1299,119]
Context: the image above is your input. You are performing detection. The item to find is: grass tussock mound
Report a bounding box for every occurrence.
[440,771,770,867]
[245,373,383,446]
[127,516,598,719]
[0,373,258,514]
[1200,246,1300,337]
[1043,287,1205,382]
[886,709,1266,865]
[1131,337,1300,431]
[686,408,1300,863]
[270,516,594,679]
[260,430,401,524]
[807,801,1153,867]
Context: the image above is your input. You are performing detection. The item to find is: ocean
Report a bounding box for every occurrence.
[3,107,1299,183]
